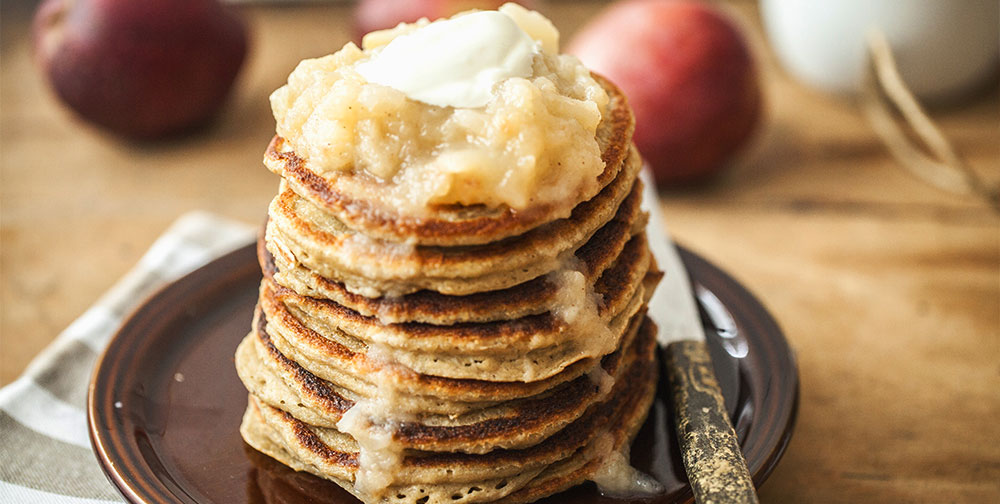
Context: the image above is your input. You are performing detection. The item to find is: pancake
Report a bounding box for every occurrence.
[236,307,649,454]
[267,232,651,356]
[252,293,607,407]
[266,146,642,298]
[239,317,658,504]
[266,266,648,382]
[262,74,635,247]
[261,194,650,326]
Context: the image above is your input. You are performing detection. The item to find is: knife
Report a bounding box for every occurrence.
[640,169,759,504]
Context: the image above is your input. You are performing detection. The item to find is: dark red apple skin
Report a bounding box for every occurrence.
[568,0,761,186]
[354,0,536,40]
[32,0,248,140]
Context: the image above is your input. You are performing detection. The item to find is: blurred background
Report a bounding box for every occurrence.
[1,0,998,501]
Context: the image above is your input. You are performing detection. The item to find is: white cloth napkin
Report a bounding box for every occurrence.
[0,212,255,503]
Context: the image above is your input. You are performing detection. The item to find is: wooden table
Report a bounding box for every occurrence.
[2,1,997,501]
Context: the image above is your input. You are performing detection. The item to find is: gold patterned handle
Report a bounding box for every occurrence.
[664,340,758,504]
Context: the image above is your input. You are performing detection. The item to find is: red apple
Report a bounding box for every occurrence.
[568,0,761,186]
[355,0,536,38]
[32,0,248,139]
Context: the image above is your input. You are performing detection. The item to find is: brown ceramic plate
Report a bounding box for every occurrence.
[88,243,798,504]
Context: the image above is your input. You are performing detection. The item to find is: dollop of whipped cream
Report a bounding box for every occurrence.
[356,10,540,108]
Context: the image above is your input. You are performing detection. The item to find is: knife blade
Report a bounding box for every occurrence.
[640,169,759,504]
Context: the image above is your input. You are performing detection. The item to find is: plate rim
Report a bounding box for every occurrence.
[87,242,799,504]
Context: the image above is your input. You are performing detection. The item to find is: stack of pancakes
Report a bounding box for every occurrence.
[237,77,662,504]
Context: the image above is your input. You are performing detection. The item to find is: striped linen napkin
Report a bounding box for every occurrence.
[0,212,255,503]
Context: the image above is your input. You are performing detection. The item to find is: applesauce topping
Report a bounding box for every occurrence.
[590,432,666,498]
[336,343,414,499]
[269,3,610,214]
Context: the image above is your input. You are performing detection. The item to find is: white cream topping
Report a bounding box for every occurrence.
[356,10,540,108]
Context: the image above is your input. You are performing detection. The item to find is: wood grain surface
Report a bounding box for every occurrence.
[1,1,997,502]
